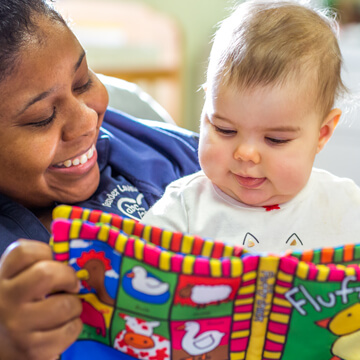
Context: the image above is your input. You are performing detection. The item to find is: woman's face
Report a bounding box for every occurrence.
[0,16,108,208]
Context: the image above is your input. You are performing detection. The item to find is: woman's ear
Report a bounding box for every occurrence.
[317,108,341,153]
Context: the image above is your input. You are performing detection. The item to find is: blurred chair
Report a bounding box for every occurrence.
[99,74,175,124]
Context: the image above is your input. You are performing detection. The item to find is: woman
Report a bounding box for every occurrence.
[0,1,199,359]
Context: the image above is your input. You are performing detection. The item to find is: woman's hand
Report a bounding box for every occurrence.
[0,240,83,360]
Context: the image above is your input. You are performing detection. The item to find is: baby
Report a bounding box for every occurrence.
[142,0,360,254]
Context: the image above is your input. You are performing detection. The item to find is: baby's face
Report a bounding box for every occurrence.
[198,82,336,207]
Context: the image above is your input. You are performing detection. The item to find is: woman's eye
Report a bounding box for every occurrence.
[266,137,290,145]
[74,77,93,93]
[213,125,237,135]
[29,107,56,128]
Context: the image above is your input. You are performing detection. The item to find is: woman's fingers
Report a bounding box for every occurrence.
[17,293,83,331]
[7,260,80,302]
[1,315,83,360]
[0,239,53,279]
[0,240,83,360]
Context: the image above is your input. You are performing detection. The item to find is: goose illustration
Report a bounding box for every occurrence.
[122,266,170,304]
[180,321,225,357]
[316,303,360,360]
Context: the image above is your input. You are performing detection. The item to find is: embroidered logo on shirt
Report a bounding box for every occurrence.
[117,193,146,220]
[101,184,147,220]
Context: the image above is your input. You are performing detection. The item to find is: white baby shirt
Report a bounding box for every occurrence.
[141,169,360,254]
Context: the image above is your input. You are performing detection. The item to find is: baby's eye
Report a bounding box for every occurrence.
[213,125,237,135]
[265,137,290,145]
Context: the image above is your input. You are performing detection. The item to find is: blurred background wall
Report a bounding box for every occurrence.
[56,0,235,131]
[56,0,360,182]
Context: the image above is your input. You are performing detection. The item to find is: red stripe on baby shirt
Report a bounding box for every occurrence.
[263,204,280,211]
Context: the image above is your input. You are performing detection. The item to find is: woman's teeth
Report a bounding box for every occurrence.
[57,146,95,168]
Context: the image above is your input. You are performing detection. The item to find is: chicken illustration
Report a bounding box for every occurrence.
[316,303,360,360]
[180,321,225,359]
[76,249,115,306]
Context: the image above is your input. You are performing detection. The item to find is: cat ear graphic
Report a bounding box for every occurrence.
[286,233,303,247]
[243,233,259,248]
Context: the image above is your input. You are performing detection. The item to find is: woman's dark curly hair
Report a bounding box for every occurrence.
[0,0,65,82]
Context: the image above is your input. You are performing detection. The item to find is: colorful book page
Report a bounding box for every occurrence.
[51,205,360,360]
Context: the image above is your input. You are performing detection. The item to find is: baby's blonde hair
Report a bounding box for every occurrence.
[206,0,347,117]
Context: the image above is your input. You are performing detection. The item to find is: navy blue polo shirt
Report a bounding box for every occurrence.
[0,107,200,255]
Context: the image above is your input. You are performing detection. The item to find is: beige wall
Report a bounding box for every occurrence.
[57,0,235,130]
[134,0,235,131]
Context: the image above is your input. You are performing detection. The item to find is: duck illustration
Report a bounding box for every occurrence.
[122,266,170,304]
[180,321,225,358]
[316,303,360,360]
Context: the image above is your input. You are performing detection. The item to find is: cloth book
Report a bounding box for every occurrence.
[51,205,360,360]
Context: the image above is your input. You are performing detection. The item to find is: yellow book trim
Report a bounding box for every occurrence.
[277,270,293,283]
[134,239,145,261]
[53,241,69,254]
[224,244,235,257]
[344,266,356,276]
[98,225,110,242]
[316,264,330,281]
[122,219,135,236]
[263,351,282,359]
[245,256,279,360]
[238,284,256,295]
[52,205,72,220]
[161,231,172,250]
[274,285,291,295]
[230,352,246,360]
[99,212,112,225]
[267,331,286,344]
[235,297,254,306]
[114,234,129,254]
[269,312,289,324]
[231,258,243,277]
[182,255,195,274]
[69,220,82,238]
[296,261,309,279]
[141,225,152,242]
[202,241,214,257]
[233,312,252,321]
[272,296,292,308]
[210,258,222,277]
[243,271,257,282]
[181,235,194,254]
[81,208,91,221]
[231,330,250,338]
[159,251,171,271]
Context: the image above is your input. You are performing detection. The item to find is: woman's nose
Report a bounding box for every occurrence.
[61,101,98,142]
[233,143,261,164]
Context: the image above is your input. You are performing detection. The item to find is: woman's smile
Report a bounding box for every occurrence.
[48,145,98,175]
[52,144,96,168]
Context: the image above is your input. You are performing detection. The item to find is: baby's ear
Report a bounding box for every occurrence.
[317,108,341,153]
